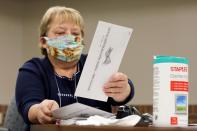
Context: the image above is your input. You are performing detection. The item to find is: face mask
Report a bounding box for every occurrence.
[45,34,84,62]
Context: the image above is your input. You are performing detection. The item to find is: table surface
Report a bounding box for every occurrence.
[31,124,197,131]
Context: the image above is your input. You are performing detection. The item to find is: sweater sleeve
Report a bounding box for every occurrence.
[15,62,45,124]
[108,79,135,106]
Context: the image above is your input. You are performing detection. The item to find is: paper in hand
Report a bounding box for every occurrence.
[75,21,133,101]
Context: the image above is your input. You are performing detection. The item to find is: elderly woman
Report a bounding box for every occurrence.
[15,6,135,128]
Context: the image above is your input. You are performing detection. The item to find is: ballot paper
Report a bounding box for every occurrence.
[75,21,133,101]
[75,115,141,126]
[52,103,114,120]
[59,115,141,126]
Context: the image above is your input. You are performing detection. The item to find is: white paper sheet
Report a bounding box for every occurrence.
[52,103,113,120]
[75,21,133,101]
[76,115,141,126]
[58,115,141,126]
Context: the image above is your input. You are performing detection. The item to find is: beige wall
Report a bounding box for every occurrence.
[0,0,197,104]
[0,1,23,104]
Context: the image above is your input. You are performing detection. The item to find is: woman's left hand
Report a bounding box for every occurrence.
[103,72,131,102]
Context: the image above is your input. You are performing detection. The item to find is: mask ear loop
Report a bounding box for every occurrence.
[43,37,49,41]
[41,37,50,54]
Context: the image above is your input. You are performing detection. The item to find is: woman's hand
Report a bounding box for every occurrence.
[28,99,59,124]
[103,72,131,102]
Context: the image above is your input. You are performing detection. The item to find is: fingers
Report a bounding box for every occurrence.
[104,81,127,90]
[103,73,128,93]
[40,100,53,116]
[37,100,59,124]
[103,72,131,102]
[105,91,121,98]
[108,72,128,82]
[104,87,120,97]
[37,110,54,124]
[50,100,60,111]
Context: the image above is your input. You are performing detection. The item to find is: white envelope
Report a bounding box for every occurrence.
[75,21,133,101]
[52,103,114,120]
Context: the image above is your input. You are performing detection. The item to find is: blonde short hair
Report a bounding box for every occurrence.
[39,6,85,55]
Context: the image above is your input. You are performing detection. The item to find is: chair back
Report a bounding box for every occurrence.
[3,96,26,131]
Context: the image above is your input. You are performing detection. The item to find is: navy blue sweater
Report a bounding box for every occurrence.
[15,54,134,125]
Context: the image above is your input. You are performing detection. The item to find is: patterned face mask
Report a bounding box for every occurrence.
[44,34,84,62]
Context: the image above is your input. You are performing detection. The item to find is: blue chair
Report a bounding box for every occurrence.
[0,127,8,131]
[3,96,26,131]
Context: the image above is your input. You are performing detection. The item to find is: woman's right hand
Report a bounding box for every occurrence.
[28,99,59,124]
